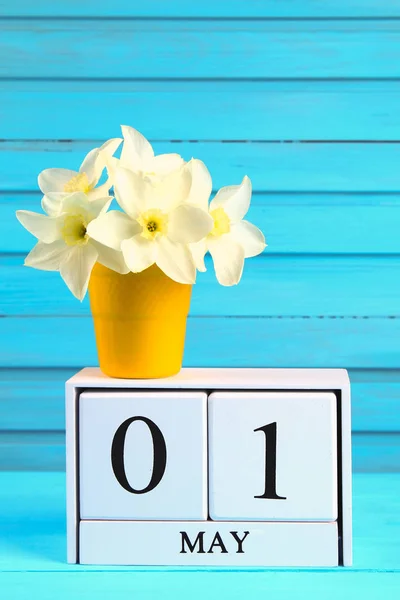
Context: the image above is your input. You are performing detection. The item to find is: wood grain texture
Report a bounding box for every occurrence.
[2,255,400,317]
[0,472,397,574]
[7,193,400,254]
[0,431,65,471]
[1,4,399,485]
[0,368,74,430]
[4,81,400,141]
[2,1,400,18]
[1,569,400,600]
[3,141,400,192]
[0,431,398,472]
[1,473,400,599]
[3,368,400,433]
[354,433,400,472]
[1,20,400,79]
[1,316,399,368]
[2,572,400,600]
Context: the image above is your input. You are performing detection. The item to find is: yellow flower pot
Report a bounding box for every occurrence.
[89,263,192,379]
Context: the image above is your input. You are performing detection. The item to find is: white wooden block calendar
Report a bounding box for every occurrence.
[66,368,352,567]
[79,391,207,520]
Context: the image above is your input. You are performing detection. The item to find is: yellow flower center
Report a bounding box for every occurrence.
[209,207,231,237]
[144,170,157,180]
[60,214,89,246]
[138,209,169,240]
[63,172,92,194]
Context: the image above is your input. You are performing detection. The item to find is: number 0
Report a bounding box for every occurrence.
[111,416,167,494]
[254,422,286,500]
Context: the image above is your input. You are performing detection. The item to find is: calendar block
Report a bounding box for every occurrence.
[208,391,337,521]
[66,368,352,567]
[79,391,207,520]
[79,521,339,567]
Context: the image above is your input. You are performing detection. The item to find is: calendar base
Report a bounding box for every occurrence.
[67,368,352,567]
[80,520,339,567]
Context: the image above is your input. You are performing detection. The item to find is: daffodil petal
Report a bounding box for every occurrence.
[210,175,252,223]
[121,235,156,273]
[61,192,91,216]
[186,159,212,211]
[38,168,78,195]
[190,238,208,272]
[41,193,66,217]
[60,244,98,301]
[150,165,192,211]
[114,167,149,218]
[208,234,245,286]
[87,196,112,221]
[168,204,213,244]
[99,137,123,157]
[156,236,196,284]
[87,210,140,251]
[86,138,123,186]
[101,155,119,184]
[87,181,113,201]
[231,220,267,258]
[79,148,100,186]
[24,240,68,271]
[90,240,129,275]
[16,210,62,243]
[120,125,154,170]
[150,153,185,176]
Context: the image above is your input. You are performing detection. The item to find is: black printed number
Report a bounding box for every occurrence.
[111,416,167,494]
[254,422,286,500]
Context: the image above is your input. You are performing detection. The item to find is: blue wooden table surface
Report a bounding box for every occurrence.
[1,471,399,599]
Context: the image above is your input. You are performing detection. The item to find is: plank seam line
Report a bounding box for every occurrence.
[2,431,398,436]
[1,568,399,574]
[4,190,400,198]
[0,366,398,372]
[1,315,400,320]
[4,77,400,84]
[10,190,400,195]
[5,139,400,145]
[352,431,400,436]
[6,251,400,259]
[3,16,400,22]
[0,430,63,435]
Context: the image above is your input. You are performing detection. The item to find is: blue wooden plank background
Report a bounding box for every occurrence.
[1,2,400,472]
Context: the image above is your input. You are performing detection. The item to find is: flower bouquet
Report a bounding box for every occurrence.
[17,127,266,378]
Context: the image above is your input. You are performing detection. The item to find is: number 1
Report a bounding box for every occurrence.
[254,422,286,500]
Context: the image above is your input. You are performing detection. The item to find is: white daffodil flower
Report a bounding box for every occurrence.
[191,176,266,286]
[87,163,214,284]
[108,125,185,183]
[38,137,122,216]
[185,158,213,210]
[16,192,129,301]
